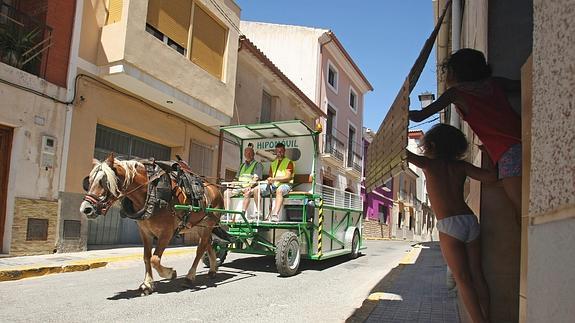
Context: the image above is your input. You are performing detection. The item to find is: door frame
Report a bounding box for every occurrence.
[0,125,13,252]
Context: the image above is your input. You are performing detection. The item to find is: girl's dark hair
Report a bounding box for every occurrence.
[441,48,492,82]
[422,124,468,160]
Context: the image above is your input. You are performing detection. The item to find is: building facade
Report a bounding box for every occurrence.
[361,128,393,239]
[219,35,325,180]
[239,21,373,194]
[0,0,76,255]
[58,0,241,251]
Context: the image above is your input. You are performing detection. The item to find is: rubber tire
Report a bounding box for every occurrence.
[275,231,301,277]
[202,243,228,268]
[349,229,360,259]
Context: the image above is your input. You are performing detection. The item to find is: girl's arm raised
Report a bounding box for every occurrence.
[464,162,498,183]
[408,88,456,122]
[406,150,428,169]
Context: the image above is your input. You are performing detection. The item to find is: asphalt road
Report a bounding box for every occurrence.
[0,240,412,323]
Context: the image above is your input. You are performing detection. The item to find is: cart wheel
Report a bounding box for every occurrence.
[349,229,360,259]
[203,243,228,268]
[275,232,301,277]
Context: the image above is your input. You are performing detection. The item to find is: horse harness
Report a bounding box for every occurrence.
[119,159,215,233]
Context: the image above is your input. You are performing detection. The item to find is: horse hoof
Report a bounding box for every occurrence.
[139,282,154,296]
[171,270,177,280]
[208,271,217,279]
[184,278,195,286]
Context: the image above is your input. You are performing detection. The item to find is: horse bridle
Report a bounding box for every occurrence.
[82,165,166,216]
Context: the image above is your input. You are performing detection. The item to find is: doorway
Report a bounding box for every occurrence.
[0,125,13,252]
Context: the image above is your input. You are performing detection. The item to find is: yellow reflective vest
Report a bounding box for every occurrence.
[270,158,294,187]
[238,161,257,188]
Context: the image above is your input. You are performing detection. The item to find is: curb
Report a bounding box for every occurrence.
[0,247,197,282]
[0,262,108,282]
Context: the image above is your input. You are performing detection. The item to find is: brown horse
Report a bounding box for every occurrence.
[79,154,224,295]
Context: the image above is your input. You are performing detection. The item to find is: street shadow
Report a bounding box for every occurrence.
[345,242,459,323]
[107,270,255,300]
[220,252,366,277]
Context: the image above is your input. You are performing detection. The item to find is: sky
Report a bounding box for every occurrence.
[236,0,439,132]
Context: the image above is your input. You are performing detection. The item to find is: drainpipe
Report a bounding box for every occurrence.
[58,0,83,193]
[434,0,450,123]
[449,0,462,128]
[55,0,83,252]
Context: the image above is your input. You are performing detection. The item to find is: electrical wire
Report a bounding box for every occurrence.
[408,117,439,129]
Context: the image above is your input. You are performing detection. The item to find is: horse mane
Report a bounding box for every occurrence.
[90,159,143,197]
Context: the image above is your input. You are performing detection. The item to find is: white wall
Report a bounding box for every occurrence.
[240,21,325,102]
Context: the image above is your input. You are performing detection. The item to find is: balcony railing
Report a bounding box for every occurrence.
[346,151,362,173]
[0,1,52,78]
[316,183,362,211]
[323,134,344,162]
[399,189,415,205]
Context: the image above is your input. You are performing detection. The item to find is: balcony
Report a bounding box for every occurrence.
[316,184,362,211]
[346,151,362,177]
[398,189,415,207]
[92,0,240,126]
[0,1,52,78]
[322,134,345,166]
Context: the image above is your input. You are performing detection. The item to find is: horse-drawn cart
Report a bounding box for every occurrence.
[175,120,364,276]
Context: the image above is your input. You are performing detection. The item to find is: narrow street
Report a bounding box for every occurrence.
[0,240,412,323]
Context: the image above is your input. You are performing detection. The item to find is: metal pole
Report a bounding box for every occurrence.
[318,198,324,257]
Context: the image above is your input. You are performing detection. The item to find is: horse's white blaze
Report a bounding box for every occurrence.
[87,159,142,197]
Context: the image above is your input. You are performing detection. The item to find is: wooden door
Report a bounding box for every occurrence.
[0,125,13,251]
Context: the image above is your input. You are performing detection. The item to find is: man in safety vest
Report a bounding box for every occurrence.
[224,143,263,214]
[254,142,294,222]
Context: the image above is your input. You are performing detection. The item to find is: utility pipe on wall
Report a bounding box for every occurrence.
[449,0,462,128]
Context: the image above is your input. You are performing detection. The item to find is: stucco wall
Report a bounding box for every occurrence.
[65,79,218,194]
[240,21,324,102]
[222,50,319,178]
[0,64,67,254]
[527,1,575,321]
[321,49,363,143]
[530,0,575,216]
[80,0,239,120]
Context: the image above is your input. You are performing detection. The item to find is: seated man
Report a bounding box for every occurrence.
[254,142,295,222]
[224,143,263,218]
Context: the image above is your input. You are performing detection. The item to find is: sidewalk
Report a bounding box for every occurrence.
[0,246,197,282]
[348,242,460,323]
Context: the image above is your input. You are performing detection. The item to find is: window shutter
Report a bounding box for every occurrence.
[106,0,123,25]
[191,5,227,79]
[146,0,192,48]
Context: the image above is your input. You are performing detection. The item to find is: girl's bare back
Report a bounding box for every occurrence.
[423,159,474,220]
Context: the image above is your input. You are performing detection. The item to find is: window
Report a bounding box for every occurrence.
[347,125,356,167]
[106,0,123,25]
[327,61,338,92]
[190,141,213,177]
[260,90,272,123]
[146,0,191,51]
[349,87,357,111]
[190,4,227,79]
[378,204,388,224]
[326,105,336,137]
[146,1,228,78]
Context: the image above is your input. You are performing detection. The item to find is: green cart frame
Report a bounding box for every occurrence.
[175,120,364,276]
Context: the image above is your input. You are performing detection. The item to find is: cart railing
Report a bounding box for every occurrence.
[315,183,362,211]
